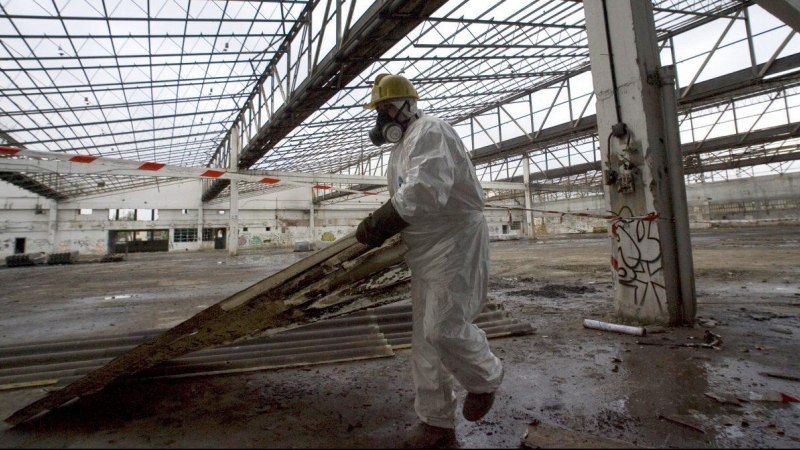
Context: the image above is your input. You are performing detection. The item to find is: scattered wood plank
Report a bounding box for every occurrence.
[0,380,59,391]
[759,372,800,382]
[704,392,742,406]
[657,414,706,434]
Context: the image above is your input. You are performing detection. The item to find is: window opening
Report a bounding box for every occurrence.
[173,228,198,242]
[108,209,158,221]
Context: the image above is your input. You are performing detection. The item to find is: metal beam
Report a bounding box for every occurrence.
[470,52,800,167]
[0,171,67,201]
[684,150,800,174]
[502,120,800,184]
[10,112,790,201]
[755,0,800,33]
[532,182,602,193]
[682,122,800,155]
[0,156,524,195]
[202,0,449,202]
[0,130,67,200]
[313,184,386,205]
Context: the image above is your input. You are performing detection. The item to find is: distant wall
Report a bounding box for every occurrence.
[527,173,800,234]
[685,174,800,223]
[2,173,798,261]
[0,180,383,260]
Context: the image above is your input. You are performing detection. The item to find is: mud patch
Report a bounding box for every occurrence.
[489,278,520,290]
[509,284,599,298]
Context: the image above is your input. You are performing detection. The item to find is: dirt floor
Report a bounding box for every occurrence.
[1,225,799,448]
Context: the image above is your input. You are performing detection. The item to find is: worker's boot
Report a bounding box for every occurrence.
[402,423,458,449]
[463,363,503,422]
[462,391,496,422]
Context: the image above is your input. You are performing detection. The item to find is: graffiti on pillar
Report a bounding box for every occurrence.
[610,206,665,314]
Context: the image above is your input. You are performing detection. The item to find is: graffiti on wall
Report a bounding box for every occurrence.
[610,206,666,315]
[31,239,50,250]
[321,231,335,242]
[237,232,288,247]
[58,237,106,254]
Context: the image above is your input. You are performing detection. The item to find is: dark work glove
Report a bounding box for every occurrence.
[356,200,410,248]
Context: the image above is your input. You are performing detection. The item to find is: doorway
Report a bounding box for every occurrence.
[14,238,25,254]
[214,229,226,250]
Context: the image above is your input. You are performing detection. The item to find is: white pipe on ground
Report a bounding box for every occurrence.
[583,319,646,336]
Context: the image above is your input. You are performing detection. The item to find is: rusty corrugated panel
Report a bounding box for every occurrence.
[0,303,535,389]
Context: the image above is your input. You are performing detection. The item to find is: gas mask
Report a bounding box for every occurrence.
[368,110,405,146]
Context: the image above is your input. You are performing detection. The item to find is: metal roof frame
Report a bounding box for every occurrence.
[1,0,798,202]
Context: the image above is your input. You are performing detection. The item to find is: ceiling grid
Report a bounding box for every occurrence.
[0,0,798,201]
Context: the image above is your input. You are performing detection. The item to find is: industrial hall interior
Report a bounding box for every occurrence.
[1,0,800,448]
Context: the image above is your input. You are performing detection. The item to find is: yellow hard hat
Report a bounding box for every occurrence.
[364,74,419,110]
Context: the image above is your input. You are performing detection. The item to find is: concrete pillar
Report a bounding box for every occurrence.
[48,200,58,254]
[755,0,800,33]
[585,0,695,325]
[522,155,535,239]
[228,125,240,256]
[309,188,316,244]
[197,187,204,251]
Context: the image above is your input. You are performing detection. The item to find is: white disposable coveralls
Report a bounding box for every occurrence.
[388,112,504,428]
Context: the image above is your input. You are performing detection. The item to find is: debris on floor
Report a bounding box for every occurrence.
[100,254,125,263]
[4,253,47,267]
[769,325,793,335]
[635,330,723,350]
[293,241,315,252]
[741,391,799,403]
[46,251,79,265]
[657,414,706,434]
[696,316,723,328]
[759,372,800,382]
[705,392,743,406]
[703,330,723,348]
[643,325,667,334]
[520,418,639,448]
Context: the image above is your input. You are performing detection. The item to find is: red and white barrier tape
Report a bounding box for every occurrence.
[485,203,659,222]
[0,146,382,197]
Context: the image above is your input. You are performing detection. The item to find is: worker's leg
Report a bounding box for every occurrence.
[420,273,503,395]
[411,276,457,429]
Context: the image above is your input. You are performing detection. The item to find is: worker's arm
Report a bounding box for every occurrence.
[391,123,455,222]
[356,200,409,248]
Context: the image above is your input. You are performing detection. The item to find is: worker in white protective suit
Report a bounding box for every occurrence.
[356,74,504,443]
